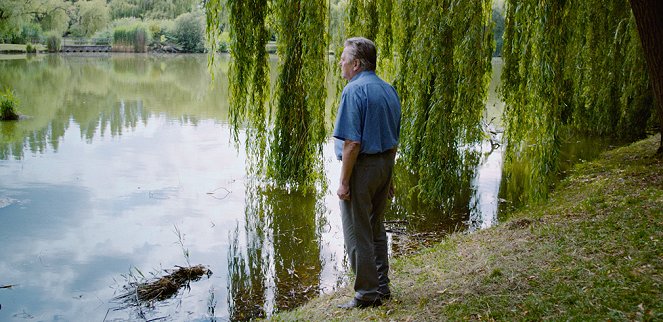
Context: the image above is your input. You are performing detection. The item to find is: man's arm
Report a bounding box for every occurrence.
[337,139,361,200]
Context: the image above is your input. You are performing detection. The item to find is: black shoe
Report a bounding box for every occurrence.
[337,297,382,309]
[378,286,391,300]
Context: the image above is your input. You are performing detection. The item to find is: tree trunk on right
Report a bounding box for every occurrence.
[629,0,663,155]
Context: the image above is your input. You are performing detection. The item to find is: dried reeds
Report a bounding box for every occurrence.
[113,264,212,309]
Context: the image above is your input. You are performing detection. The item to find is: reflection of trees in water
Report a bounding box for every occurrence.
[385,150,481,254]
[227,181,324,321]
[0,119,67,159]
[0,55,229,160]
[389,150,480,228]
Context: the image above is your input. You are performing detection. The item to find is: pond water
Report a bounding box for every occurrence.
[0,54,610,321]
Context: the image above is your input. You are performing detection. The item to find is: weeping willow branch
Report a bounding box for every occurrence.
[501,0,653,202]
[206,0,271,176]
[268,0,327,190]
[396,0,493,209]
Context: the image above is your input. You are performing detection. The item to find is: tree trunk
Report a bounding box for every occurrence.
[629,0,663,155]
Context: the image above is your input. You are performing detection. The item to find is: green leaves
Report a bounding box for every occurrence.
[269,0,328,190]
[501,0,653,202]
[207,0,327,192]
[395,0,493,207]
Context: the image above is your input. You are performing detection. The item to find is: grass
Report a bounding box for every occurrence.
[0,43,46,53]
[268,134,663,321]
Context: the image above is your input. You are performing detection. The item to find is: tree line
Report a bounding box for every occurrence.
[0,0,209,52]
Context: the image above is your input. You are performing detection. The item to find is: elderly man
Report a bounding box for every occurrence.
[333,37,401,309]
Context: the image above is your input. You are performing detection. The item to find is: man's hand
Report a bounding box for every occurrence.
[338,140,360,201]
[388,181,395,199]
[337,183,351,200]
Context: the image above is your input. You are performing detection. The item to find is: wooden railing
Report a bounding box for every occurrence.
[62,37,111,46]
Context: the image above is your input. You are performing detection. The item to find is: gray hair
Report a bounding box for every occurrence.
[344,37,377,71]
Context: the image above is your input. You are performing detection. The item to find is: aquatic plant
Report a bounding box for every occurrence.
[0,88,20,121]
[46,32,62,52]
[112,22,151,52]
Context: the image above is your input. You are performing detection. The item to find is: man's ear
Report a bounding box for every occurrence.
[352,59,360,71]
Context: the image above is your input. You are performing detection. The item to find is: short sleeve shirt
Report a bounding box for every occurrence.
[333,71,401,160]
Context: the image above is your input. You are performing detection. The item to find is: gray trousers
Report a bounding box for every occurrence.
[340,152,393,301]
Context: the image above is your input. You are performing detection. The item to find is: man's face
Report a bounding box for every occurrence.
[339,47,358,80]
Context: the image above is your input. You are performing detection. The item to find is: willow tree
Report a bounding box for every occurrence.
[629,0,663,155]
[206,0,327,190]
[268,0,328,189]
[344,0,395,76]
[501,0,654,201]
[393,0,494,209]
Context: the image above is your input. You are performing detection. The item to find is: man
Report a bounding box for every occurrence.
[333,37,401,309]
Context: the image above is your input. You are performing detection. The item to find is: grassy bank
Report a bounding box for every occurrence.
[271,134,662,321]
[0,43,45,54]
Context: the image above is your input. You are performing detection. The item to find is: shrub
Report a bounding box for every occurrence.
[45,32,62,52]
[147,19,175,45]
[25,43,36,53]
[92,28,113,45]
[16,22,43,44]
[173,11,205,52]
[0,88,20,121]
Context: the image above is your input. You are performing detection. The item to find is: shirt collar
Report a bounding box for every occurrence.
[349,70,376,83]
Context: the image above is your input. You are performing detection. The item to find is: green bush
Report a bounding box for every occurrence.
[45,32,62,52]
[173,11,205,52]
[1,88,20,121]
[25,43,36,53]
[92,28,113,45]
[16,22,43,44]
[113,22,152,52]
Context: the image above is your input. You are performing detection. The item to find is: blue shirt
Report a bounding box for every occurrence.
[333,71,401,160]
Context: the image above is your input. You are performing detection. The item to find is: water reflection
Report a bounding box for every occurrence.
[0,54,229,160]
[228,181,325,321]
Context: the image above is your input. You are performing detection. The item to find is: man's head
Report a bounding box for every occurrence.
[340,37,377,80]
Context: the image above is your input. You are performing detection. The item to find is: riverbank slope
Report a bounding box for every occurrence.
[271,134,662,321]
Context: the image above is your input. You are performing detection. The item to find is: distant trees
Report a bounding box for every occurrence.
[0,0,70,43]
[110,0,198,20]
[72,0,111,37]
[492,7,505,57]
[0,0,208,53]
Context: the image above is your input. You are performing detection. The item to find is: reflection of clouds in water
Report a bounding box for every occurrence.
[0,119,244,320]
[0,197,18,208]
[468,138,505,232]
[318,140,352,293]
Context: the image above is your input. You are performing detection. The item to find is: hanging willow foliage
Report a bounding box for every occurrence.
[343,0,395,77]
[206,0,327,190]
[393,0,494,208]
[501,0,653,202]
[268,0,328,189]
[205,0,270,173]
[209,0,494,204]
[345,0,379,42]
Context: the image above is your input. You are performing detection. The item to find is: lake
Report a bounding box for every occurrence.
[0,54,609,321]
